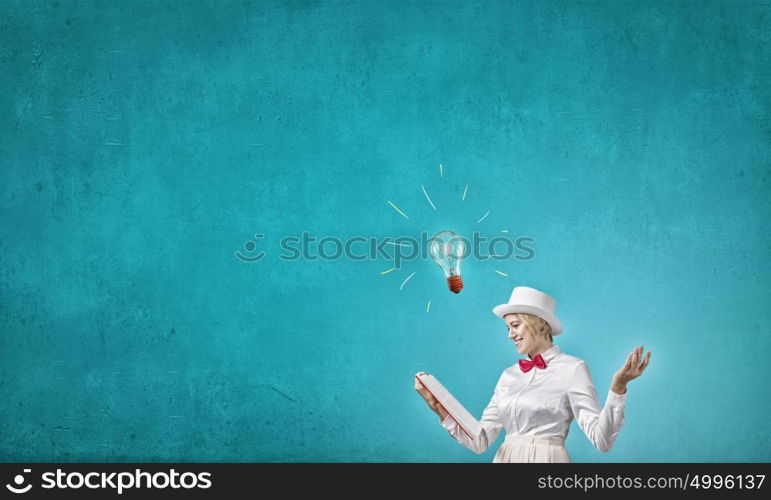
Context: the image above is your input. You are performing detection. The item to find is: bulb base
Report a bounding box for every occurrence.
[447,275,463,294]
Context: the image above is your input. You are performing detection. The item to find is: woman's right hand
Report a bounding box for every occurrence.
[414,372,448,420]
[414,372,436,405]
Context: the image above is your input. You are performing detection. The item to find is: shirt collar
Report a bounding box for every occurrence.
[530,344,561,363]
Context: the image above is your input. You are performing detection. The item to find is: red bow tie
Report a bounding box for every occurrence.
[519,354,547,373]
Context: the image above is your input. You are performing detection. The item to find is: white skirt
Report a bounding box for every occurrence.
[493,434,571,463]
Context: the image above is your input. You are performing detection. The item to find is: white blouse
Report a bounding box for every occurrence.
[440,345,627,454]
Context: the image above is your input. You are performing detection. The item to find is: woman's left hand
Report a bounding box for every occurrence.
[612,346,652,393]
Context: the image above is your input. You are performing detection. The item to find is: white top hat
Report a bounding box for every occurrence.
[492,286,563,335]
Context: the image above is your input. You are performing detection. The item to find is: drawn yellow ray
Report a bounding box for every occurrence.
[400,271,416,290]
[386,200,410,219]
[421,185,437,210]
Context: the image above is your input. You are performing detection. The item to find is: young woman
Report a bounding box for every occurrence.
[415,286,651,462]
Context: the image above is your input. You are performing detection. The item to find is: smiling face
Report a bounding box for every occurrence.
[504,313,553,358]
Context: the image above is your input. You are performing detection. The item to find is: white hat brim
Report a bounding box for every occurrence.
[492,303,563,335]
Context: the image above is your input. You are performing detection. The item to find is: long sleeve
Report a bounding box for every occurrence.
[439,378,504,454]
[568,361,626,452]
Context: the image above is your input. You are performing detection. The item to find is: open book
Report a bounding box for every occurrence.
[416,373,482,440]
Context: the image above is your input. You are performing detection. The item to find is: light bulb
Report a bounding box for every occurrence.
[429,230,465,293]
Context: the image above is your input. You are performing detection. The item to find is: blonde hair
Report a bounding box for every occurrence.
[514,313,553,342]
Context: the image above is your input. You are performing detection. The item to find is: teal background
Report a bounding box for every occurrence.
[1,0,770,462]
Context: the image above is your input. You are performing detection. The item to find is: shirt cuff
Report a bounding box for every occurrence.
[606,387,627,407]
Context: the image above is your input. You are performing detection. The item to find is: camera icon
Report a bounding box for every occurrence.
[6,469,32,494]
